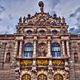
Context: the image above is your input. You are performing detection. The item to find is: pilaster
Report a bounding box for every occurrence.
[47,36,52,57]
[66,40,70,57]
[19,40,23,57]
[62,40,65,57]
[33,36,37,57]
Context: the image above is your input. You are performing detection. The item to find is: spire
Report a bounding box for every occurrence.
[19,17,22,23]
[23,16,26,23]
[38,1,44,13]
[53,11,57,18]
[62,17,65,23]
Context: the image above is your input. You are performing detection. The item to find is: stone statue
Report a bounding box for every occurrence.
[38,1,44,13]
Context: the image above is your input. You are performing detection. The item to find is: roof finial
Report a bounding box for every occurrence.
[38,1,44,13]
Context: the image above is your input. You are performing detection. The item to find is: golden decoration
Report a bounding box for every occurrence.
[20,60,32,66]
[36,60,48,65]
[53,60,64,65]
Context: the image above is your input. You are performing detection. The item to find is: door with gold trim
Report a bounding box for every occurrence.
[22,74,31,80]
[54,74,63,80]
[38,74,47,80]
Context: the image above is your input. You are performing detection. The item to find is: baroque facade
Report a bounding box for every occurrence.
[0,1,80,80]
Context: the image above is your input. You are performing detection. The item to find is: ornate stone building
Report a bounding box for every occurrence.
[0,1,80,80]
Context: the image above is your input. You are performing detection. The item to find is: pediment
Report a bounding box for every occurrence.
[25,13,58,26]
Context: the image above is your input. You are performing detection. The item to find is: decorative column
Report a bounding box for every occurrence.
[14,41,18,57]
[48,60,53,80]
[65,60,69,71]
[48,59,52,70]
[32,36,37,74]
[62,40,65,56]
[33,41,36,57]
[19,40,23,57]
[32,60,36,70]
[32,41,36,70]
[66,40,70,57]
[11,41,20,72]
[11,41,18,66]
[47,36,51,57]
[33,36,37,58]
[14,39,22,80]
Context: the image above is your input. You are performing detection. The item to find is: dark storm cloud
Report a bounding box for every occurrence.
[69,28,76,34]
[69,28,75,32]
[69,7,80,18]
[69,7,80,34]
[69,25,80,34]
[69,27,80,34]
[0,0,80,34]
[0,18,2,21]
[75,7,80,13]
[8,14,13,20]
[0,5,5,14]
[76,16,80,22]
[47,0,60,8]
[69,13,76,17]
[45,0,60,14]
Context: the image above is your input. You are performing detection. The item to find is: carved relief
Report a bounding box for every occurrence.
[37,43,47,57]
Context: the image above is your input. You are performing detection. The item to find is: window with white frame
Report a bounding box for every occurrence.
[23,43,33,57]
[51,42,61,57]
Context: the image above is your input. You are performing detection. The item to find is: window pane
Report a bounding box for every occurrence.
[23,43,33,57]
[51,43,61,57]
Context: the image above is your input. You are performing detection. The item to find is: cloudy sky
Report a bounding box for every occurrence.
[0,0,80,34]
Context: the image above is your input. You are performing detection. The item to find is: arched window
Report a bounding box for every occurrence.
[54,74,63,80]
[38,74,47,80]
[22,74,31,80]
[26,30,32,35]
[52,30,58,35]
[51,43,61,57]
[74,53,78,63]
[6,52,10,63]
[23,43,33,57]
[39,30,46,35]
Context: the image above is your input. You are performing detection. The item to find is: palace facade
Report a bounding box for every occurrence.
[0,1,80,80]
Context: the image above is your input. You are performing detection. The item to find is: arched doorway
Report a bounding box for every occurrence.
[38,74,47,80]
[54,74,63,80]
[22,74,31,80]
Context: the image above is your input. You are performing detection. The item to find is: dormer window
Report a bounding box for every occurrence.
[52,30,58,35]
[26,30,32,35]
[39,30,46,35]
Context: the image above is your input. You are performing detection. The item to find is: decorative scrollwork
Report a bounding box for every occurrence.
[53,60,64,66]
[36,59,48,66]
[20,60,32,66]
